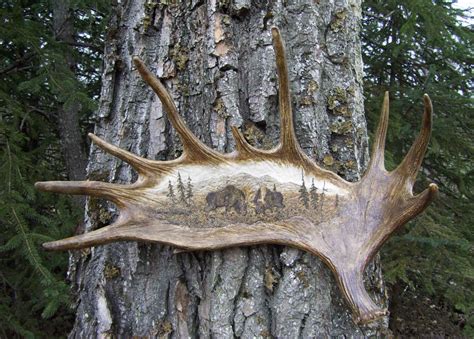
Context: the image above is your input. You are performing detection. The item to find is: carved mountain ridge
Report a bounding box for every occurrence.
[185,172,301,193]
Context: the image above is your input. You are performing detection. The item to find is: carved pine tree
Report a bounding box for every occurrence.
[176,172,186,205]
[310,178,318,209]
[299,172,310,209]
[167,180,176,202]
[186,176,193,206]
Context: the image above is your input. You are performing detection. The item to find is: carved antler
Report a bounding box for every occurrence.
[35,27,437,324]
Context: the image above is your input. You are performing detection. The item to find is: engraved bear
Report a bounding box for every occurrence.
[253,185,285,214]
[205,185,247,215]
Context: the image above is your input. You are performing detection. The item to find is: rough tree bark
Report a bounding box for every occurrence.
[68,1,390,337]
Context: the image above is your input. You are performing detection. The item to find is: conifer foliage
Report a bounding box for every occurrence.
[363,0,473,335]
[0,0,109,336]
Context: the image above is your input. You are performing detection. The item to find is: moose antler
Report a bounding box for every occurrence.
[35,27,437,324]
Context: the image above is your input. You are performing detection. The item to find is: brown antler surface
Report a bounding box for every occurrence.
[35,27,437,324]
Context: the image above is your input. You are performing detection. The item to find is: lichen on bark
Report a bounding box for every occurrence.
[68,0,389,337]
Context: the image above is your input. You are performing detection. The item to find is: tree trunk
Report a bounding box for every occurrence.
[69,1,389,337]
[52,0,88,205]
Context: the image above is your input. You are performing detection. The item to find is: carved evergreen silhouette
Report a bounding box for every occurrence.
[310,178,318,209]
[320,181,328,212]
[299,171,309,208]
[176,172,186,205]
[166,180,176,202]
[186,176,193,205]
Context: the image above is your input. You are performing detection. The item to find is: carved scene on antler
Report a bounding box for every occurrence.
[151,167,342,228]
[35,27,437,324]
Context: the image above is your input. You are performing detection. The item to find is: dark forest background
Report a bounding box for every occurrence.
[0,0,472,337]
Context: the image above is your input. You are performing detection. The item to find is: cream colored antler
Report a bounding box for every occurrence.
[35,27,437,324]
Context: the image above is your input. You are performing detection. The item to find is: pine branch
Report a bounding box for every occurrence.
[11,208,54,285]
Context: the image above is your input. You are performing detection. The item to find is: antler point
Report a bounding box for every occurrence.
[429,182,439,194]
[132,55,142,65]
[423,93,432,109]
[34,182,46,190]
[42,241,56,251]
[383,91,389,108]
[88,133,105,145]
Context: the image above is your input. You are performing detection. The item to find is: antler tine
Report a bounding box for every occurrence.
[404,182,438,217]
[396,94,433,181]
[132,57,224,163]
[229,125,273,159]
[271,27,299,153]
[366,92,390,173]
[43,218,128,250]
[230,126,254,155]
[88,133,153,175]
[44,218,301,252]
[35,181,126,206]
